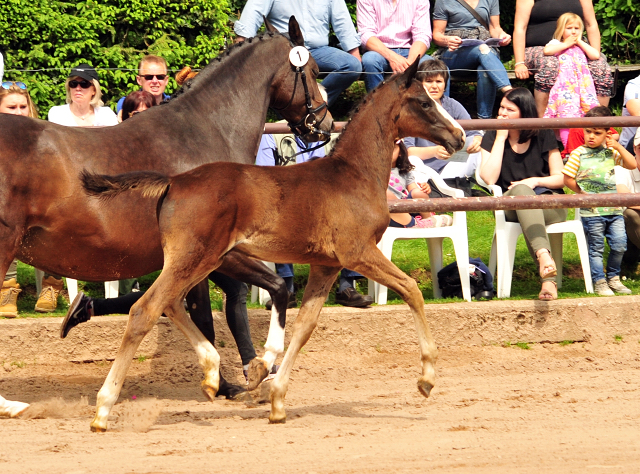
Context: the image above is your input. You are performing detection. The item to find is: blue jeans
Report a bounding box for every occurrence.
[310,46,362,107]
[362,49,439,93]
[441,46,511,119]
[275,265,363,283]
[582,214,627,282]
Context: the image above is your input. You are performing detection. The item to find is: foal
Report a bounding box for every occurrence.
[83,59,465,431]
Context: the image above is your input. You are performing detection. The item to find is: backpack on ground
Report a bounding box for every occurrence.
[437,257,494,300]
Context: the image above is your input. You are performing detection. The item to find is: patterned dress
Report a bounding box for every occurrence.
[543,43,599,119]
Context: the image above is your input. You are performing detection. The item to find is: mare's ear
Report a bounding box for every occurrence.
[264,16,278,34]
[288,16,305,46]
[401,57,421,90]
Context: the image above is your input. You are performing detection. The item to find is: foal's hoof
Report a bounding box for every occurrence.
[268,414,287,424]
[246,358,270,391]
[417,379,434,398]
[201,381,219,402]
[90,421,107,433]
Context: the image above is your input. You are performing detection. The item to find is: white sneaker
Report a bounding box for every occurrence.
[594,279,614,296]
[607,276,632,295]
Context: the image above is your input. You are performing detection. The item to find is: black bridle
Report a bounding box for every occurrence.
[271,65,331,154]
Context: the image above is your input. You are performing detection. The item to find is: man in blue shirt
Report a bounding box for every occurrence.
[234,0,362,107]
[116,55,171,119]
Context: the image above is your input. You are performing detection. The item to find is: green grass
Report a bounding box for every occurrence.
[6,204,639,319]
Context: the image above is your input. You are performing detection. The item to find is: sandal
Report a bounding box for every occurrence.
[433,214,453,227]
[537,249,557,280]
[538,281,557,301]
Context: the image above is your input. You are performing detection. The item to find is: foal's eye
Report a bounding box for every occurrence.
[420,100,431,109]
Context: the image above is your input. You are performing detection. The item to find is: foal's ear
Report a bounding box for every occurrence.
[288,16,305,47]
[401,57,421,89]
[264,16,278,34]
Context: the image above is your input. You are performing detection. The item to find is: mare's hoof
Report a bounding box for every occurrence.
[201,383,218,402]
[417,379,434,398]
[90,423,107,433]
[268,414,287,424]
[247,358,270,391]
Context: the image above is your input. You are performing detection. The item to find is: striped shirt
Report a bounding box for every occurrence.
[357,0,432,50]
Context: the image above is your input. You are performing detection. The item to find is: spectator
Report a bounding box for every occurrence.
[616,129,640,276]
[404,59,482,194]
[116,55,170,120]
[234,0,362,108]
[561,106,618,161]
[388,140,452,228]
[479,88,566,301]
[357,0,433,92]
[542,13,599,148]
[513,0,613,117]
[619,73,640,151]
[0,81,44,317]
[431,0,512,119]
[562,107,636,296]
[120,90,155,122]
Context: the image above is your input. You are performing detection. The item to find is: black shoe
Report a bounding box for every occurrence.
[217,374,248,400]
[334,287,374,308]
[60,291,93,339]
[265,291,297,311]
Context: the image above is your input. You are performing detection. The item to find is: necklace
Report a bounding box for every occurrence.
[71,104,92,121]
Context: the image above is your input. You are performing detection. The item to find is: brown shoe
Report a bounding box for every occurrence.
[0,278,21,318]
[35,276,64,313]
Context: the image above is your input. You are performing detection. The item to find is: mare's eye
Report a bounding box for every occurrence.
[420,100,431,109]
[312,69,319,78]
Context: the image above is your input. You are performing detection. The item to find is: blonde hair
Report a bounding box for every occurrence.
[138,55,168,74]
[553,13,584,41]
[0,84,38,118]
[65,77,103,107]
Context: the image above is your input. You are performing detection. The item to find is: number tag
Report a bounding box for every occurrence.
[289,46,310,67]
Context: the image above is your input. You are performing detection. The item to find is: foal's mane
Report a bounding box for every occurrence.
[169,31,289,101]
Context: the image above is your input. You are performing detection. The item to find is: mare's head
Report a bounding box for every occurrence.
[267,16,333,143]
[387,59,465,154]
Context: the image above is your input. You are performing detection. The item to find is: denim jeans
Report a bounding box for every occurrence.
[310,46,362,107]
[275,264,363,281]
[362,48,437,92]
[582,214,627,283]
[441,46,511,119]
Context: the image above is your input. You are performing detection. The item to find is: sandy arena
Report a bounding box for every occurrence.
[1,297,639,473]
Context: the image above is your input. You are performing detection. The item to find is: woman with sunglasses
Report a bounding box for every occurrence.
[48,63,118,127]
[0,81,67,316]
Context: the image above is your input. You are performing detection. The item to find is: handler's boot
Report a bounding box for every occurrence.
[35,276,64,313]
[0,278,21,318]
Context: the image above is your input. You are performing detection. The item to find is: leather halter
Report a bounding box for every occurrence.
[271,65,331,148]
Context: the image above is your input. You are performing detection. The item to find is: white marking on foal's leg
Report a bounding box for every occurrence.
[0,395,29,418]
[247,305,285,390]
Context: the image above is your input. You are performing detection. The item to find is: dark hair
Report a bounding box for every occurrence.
[121,90,156,121]
[415,59,449,86]
[503,88,539,143]
[584,105,613,118]
[395,141,414,173]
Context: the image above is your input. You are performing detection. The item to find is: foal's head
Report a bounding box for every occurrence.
[267,16,333,143]
[391,60,465,155]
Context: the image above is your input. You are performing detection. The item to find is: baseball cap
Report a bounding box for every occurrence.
[69,63,98,82]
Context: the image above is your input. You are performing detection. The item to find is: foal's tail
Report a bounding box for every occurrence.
[80,169,171,201]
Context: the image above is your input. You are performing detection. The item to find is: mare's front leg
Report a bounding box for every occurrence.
[269,264,339,424]
[90,271,187,432]
[350,245,438,397]
[218,251,290,390]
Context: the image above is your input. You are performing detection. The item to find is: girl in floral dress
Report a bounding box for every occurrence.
[542,13,600,148]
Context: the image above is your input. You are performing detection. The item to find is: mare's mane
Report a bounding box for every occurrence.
[168,31,287,102]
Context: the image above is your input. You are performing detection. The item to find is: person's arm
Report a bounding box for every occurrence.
[509,148,565,189]
[627,98,640,117]
[543,38,574,56]
[580,0,601,53]
[233,0,274,41]
[577,38,601,60]
[408,0,432,61]
[331,0,361,55]
[564,175,582,193]
[513,0,534,80]
[562,148,583,192]
[615,171,640,209]
[408,145,450,160]
[488,15,511,45]
[479,130,507,185]
[255,134,277,166]
[608,137,637,170]
[432,19,461,51]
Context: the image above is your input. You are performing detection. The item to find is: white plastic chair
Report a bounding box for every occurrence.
[485,185,593,297]
[34,269,119,302]
[368,159,472,304]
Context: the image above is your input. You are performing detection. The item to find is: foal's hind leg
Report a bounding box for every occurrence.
[350,246,438,398]
[269,265,339,424]
[218,252,290,390]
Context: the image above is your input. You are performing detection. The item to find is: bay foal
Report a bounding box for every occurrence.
[83,59,465,430]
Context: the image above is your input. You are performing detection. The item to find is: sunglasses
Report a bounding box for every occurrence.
[140,74,167,81]
[1,81,27,90]
[69,80,93,89]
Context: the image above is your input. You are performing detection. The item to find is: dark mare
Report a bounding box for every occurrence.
[81,59,465,431]
[0,17,332,418]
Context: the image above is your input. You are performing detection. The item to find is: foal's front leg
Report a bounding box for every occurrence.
[269,264,339,423]
[218,252,290,390]
[351,245,438,398]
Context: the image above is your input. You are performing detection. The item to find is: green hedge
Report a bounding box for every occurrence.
[0,0,232,118]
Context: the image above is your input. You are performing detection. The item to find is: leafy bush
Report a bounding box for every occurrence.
[595,0,640,64]
[0,0,232,118]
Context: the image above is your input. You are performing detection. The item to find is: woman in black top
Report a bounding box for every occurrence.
[513,0,613,117]
[479,88,566,300]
